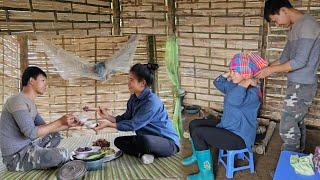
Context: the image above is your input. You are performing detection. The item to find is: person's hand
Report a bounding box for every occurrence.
[249,78,258,86]
[59,114,83,127]
[97,106,111,119]
[92,120,113,131]
[222,70,231,78]
[255,66,273,79]
[238,79,251,88]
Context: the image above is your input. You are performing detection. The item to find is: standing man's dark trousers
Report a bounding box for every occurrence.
[280,81,317,152]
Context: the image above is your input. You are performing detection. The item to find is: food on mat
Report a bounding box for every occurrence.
[85,152,105,160]
[101,147,116,156]
[83,106,95,112]
[92,139,110,148]
[76,146,92,152]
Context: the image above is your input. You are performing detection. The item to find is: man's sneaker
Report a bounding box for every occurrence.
[141,154,154,164]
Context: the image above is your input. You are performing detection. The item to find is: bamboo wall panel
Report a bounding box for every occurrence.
[154,35,174,116]
[262,0,320,127]
[120,0,169,35]
[0,36,20,114]
[0,0,113,36]
[176,0,265,110]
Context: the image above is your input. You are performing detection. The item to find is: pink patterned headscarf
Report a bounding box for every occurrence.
[229,52,268,78]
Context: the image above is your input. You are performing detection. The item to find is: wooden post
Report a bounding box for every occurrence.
[260,19,269,106]
[167,0,175,35]
[18,35,29,91]
[94,36,98,135]
[112,0,121,35]
[147,35,157,93]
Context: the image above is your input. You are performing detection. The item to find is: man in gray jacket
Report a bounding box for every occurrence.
[257,0,320,152]
[0,66,82,171]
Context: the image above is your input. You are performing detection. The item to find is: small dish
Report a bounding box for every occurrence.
[77,114,88,123]
[75,146,101,156]
[85,122,98,129]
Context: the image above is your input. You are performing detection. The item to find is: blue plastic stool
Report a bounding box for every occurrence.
[218,148,254,178]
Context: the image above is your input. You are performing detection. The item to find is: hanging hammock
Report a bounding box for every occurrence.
[37,35,138,81]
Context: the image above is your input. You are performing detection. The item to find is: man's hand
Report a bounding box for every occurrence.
[59,114,83,127]
[255,66,273,79]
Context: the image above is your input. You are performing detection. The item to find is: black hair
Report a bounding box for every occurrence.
[22,66,47,86]
[264,0,293,22]
[130,63,159,87]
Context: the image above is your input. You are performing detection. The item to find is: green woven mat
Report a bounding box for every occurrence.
[0,132,183,180]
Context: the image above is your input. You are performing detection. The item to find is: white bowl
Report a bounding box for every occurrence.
[85,122,98,129]
[77,114,88,123]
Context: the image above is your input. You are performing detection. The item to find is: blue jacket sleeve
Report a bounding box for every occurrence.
[213,75,236,94]
[116,101,155,131]
[115,98,132,122]
[115,109,132,123]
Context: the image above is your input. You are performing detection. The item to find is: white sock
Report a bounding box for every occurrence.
[141,154,154,164]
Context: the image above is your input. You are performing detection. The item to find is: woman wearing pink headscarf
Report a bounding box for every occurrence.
[182,52,268,180]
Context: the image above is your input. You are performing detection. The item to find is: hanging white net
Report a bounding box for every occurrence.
[37,35,138,81]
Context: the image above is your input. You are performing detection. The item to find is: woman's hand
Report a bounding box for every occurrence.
[97,106,116,123]
[97,106,110,119]
[92,120,116,131]
[239,78,258,88]
[222,70,231,79]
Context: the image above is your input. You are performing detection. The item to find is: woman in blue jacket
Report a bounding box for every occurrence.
[183,52,267,180]
[94,63,180,164]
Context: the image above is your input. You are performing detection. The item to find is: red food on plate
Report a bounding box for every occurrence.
[92,139,110,148]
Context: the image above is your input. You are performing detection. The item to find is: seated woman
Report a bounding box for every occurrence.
[182,52,267,180]
[93,63,180,164]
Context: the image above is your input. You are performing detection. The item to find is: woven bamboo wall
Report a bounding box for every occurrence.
[120,0,175,115]
[0,0,113,35]
[262,0,320,127]
[176,0,265,110]
[154,35,174,115]
[27,35,148,136]
[121,0,169,35]
[0,36,20,114]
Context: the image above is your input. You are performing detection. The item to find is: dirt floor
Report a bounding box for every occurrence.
[181,113,320,180]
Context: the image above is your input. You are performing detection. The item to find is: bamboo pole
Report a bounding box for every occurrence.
[112,0,121,35]
[167,0,175,35]
[18,35,29,91]
[147,35,157,93]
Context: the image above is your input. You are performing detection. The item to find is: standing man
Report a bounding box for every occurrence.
[256,0,320,152]
[0,66,82,171]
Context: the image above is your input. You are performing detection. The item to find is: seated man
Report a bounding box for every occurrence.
[0,66,82,171]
